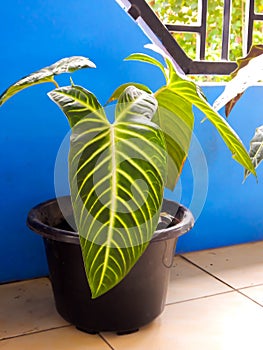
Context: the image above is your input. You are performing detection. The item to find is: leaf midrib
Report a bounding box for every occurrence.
[95,124,118,294]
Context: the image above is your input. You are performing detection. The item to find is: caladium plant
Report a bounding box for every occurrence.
[0,46,255,298]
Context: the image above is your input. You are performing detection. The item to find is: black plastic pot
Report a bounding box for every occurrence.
[27,196,194,334]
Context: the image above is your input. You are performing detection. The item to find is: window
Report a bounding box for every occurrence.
[117,0,263,75]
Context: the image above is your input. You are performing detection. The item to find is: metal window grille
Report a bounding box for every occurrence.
[117,0,263,75]
[245,0,263,53]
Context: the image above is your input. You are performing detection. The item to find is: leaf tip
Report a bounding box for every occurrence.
[243,169,258,183]
[90,284,109,299]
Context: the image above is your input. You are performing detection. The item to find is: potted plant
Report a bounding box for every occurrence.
[0,45,255,334]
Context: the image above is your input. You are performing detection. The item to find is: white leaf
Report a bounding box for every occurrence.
[213,54,263,112]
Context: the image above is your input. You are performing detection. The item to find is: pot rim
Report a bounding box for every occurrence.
[27,196,194,245]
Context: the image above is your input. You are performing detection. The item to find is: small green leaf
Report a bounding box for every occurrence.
[0,56,96,106]
[48,85,105,128]
[125,53,168,81]
[107,83,152,104]
[116,85,157,122]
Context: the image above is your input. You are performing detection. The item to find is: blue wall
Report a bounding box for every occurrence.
[0,0,263,282]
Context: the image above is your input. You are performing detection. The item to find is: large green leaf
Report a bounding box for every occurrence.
[169,73,256,176]
[122,54,193,190]
[245,125,263,179]
[154,88,193,189]
[164,58,256,176]
[154,57,194,189]
[48,85,167,298]
[126,51,256,178]
[0,56,96,106]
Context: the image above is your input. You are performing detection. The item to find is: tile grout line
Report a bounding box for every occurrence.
[179,255,237,290]
[236,289,263,308]
[0,324,72,342]
[238,283,263,290]
[99,334,115,350]
[165,290,234,306]
[165,282,263,306]
[179,255,263,308]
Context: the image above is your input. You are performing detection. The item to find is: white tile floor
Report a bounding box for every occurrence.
[2,241,263,349]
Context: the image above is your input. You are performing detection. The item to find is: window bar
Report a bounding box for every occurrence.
[245,0,255,54]
[244,0,263,54]
[221,0,232,60]
[127,0,192,73]
[199,0,208,60]
[166,0,208,60]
